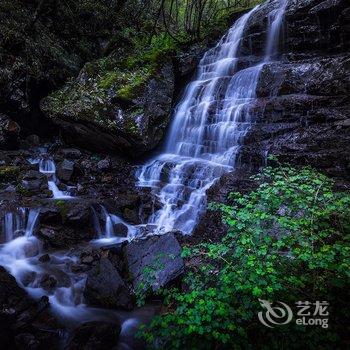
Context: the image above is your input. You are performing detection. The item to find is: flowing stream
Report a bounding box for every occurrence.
[0,0,289,346]
[30,148,73,199]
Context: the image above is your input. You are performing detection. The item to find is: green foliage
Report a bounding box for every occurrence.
[56,200,68,222]
[139,164,350,349]
[16,184,30,197]
[122,33,177,70]
[135,253,168,307]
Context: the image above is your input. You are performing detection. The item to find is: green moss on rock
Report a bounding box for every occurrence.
[0,166,20,181]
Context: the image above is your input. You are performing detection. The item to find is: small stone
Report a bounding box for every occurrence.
[39,274,58,292]
[97,159,110,171]
[60,148,82,159]
[81,255,94,264]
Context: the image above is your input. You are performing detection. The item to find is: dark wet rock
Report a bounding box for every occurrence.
[124,233,184,292]
[38,200,94,237]
[0,165,20,183]
[175,44,204,78]
[114,222,129,237]
[39,269,71,293]
[0,152,11,166]
[15,332,40,350]
[38,254,51,263]
[122,207,140,225]
[84,257,133,310]
[65,203,91,228]
[57,159,75,182]
[0,114,20,150]
[25,135,41,147]
[217,0,350,186]
[81,255,94,264]
[20,170,48,193]
[59,148,82,159]
[22,271,37,287]
[0,267,60,349]
[39,274,58,292]
[192,169,258,244]
[39,207,61,225]
[79,247,101,267]
[66,321,121,350]
[0,266,30,315]
[37,226,93,248]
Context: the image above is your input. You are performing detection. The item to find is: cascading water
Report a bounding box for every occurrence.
[0,209,42,283]
[29,148,72,199]
[0,207,155,343]
[91,206,137,246]
[0,207,109,323]
[138,0,288,235]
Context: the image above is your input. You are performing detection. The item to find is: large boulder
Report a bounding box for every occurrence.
[84,257,133,310]
[20,170,48,193]
[124,233,184,292]
[41,56,175,157]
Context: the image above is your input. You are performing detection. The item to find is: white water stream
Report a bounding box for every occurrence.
[30,149,72,199]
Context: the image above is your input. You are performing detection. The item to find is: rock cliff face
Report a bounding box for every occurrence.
[194,0,350,238]
[238,0,350,182]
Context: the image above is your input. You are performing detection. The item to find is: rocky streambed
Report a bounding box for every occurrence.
[0,142,187,349]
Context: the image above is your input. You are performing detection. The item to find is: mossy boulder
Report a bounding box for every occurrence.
[41,53,175,157]
[0,165,20,181]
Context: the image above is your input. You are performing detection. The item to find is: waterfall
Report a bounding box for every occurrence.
[0,209,90,321]
[29,149,72,199]
[0,208,41,272]
[39,158,56,174]
[91,206,137,246]
[265,0,289,61]
[138,0,288,235]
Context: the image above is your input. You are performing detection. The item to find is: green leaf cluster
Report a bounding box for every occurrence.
[138,164,350,349]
